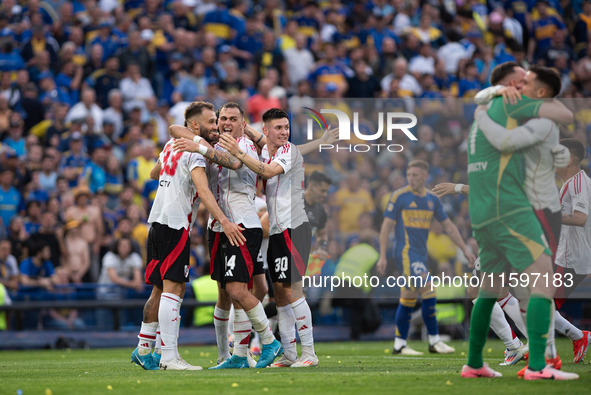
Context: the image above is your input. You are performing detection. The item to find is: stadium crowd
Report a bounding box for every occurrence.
[0,0,591,329]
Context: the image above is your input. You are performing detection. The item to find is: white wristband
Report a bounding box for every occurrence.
[454,184,464,194]
[193,135,202,144]
[197,145,208,155]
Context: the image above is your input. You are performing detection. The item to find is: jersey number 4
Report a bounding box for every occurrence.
[161,145,183,176]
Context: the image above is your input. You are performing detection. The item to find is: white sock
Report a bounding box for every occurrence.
[278,304,297,361]
[233,309,251,357]
[489,302,520,350]
[137,322,158,355]
[158,293,181,362]
[501,293,528,339]
[154,328,161,355]
[555,310,583,341]
[246,302,274,345]
[394,337,407,350]
[214,306,231,360]
[546,303,557,358]
[291,297,314,352]
[428,334,440,346]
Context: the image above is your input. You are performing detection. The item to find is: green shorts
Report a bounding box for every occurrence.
[473,211,551,273]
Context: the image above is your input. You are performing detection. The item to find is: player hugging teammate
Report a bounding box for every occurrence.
[131,104,322,370]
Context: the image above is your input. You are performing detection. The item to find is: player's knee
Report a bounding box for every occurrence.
[253,283,268,301]
[225,283,249,301]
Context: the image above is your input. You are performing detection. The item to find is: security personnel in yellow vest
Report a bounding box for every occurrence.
[191,275,218,327]
[333,232,381,339]
[0,284,9,330]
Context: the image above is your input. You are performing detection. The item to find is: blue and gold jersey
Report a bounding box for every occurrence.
[385,186,447,273]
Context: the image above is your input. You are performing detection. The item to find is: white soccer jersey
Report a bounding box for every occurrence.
[148,139,206,230]
[260,142,308,235]
[208,137,261,232]
[556,170,591,274]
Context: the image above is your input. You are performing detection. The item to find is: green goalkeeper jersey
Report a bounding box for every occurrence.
[467,96,542,229]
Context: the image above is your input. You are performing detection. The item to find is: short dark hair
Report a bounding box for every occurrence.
[490,61,520,86]
[27,239,48,257]
[308,171,331,186]
[184,101,215,122]
[219,102,244,118]
[262,108,288,124]
[528,65,562,98]
[560,138,585,163]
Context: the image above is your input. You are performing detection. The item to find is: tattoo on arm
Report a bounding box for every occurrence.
[205,148,242,169]
[257,162,266,177]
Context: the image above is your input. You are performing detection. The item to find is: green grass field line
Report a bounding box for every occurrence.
[0,339,589,394]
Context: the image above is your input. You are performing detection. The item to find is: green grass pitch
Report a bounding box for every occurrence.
[1,339,590,394]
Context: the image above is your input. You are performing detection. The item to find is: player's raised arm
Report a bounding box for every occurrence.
[218,134,284,179]
[377,217,395,276]
[538,99,574,125]
[297,125,339,155]
[475,85,521,105]
[190,167,246,246]
[173,137,243,170]
[169,124,197,140]
[475,111,554,153]
[243,124,266,149]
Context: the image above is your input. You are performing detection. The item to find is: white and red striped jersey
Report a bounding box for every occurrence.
[207,137,261,232]
[556,170,591,274]
[260,142,308,235]
[148,139,206,230]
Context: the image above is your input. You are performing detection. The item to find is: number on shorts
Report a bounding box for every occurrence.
[225,255,236,277]
[275,256,288,279]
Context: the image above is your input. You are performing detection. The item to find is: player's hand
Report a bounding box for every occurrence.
[432,182,457,197]
[173,137,200,153]
[499,86,521,105]
[551,144,571,168]
[218,134,241,156]
[462,248,476,267]
[221,220,246,246]
[320,125,339,144]
[376,256,387,276]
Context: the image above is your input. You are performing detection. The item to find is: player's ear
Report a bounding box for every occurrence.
[262,124,269,136]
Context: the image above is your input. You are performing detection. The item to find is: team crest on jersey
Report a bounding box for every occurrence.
[409,201,417,208]
[427,200,433,210]
[184,265,189,278]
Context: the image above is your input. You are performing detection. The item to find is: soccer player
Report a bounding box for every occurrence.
[376,159,476,356]
[171,104,284,369]
[131,101,245,371]
[219,108,318,368]
[553,138,591,364]
[433,63,574,368]
[461,67,579,379]
[202,102,278,369]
